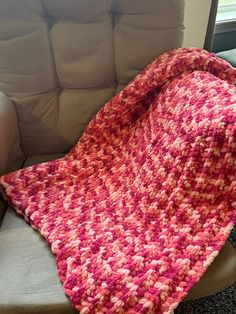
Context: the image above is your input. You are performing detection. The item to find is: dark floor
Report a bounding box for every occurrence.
[177,226,236,314]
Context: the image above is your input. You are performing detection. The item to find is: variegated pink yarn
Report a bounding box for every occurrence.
[1,48,236,314]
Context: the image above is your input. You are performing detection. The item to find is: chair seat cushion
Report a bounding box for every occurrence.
[0,209,77,314]
[0,153,75,314]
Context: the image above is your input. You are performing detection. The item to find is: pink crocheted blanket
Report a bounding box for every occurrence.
[1,48,236,314]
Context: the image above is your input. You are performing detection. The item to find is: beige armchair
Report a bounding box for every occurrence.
[0,1,235,313]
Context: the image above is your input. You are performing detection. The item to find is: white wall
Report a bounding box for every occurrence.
[183,0,212,48]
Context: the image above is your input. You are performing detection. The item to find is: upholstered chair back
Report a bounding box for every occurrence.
[0,0,184,156]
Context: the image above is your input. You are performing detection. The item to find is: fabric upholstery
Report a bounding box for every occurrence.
[0,209,77,314]
[23,153,65,167]
[51,17,115,89]
[217,49,236,68]
[0,153,70,314]
[58,88,115,147]
[0,0,184,156]
[0,198,6,227]
[0,93,24,176]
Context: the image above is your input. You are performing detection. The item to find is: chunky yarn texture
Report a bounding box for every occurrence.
[1,48,236,314]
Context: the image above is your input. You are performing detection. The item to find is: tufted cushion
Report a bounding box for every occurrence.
[51,17,115,89]
[0,0,184,156]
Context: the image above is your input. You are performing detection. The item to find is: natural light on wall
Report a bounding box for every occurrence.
[217,0,236,22]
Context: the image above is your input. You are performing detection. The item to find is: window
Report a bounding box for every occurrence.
[217,0,236,23]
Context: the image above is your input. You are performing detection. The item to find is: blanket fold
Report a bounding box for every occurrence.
[1,48,236,314]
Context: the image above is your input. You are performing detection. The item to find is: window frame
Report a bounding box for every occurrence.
[216,2,236,23]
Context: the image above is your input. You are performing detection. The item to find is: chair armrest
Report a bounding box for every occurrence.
[0,92,24,176]
[0,196,7,227]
